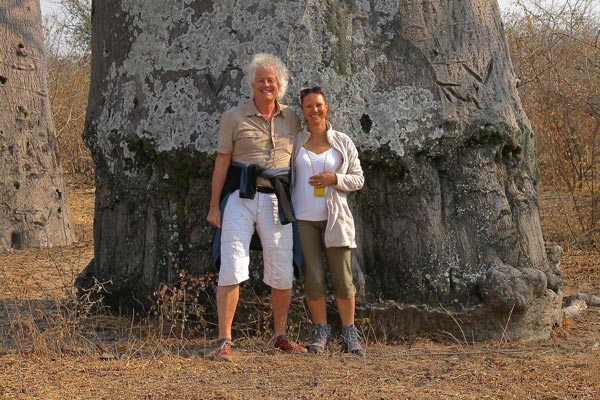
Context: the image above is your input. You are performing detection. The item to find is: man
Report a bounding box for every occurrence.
[207,53,305,361]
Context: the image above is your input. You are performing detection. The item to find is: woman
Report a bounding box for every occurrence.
[292,86,365,355]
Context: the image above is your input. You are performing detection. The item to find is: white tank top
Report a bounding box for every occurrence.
[293,147,342,221]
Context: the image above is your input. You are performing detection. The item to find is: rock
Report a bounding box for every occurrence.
[545,243,563,292]
[575,293,600,307]
[562,299,587,319]
[478,264,547,312]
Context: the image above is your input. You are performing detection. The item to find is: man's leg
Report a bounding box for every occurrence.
[271,287,291,337]
[217,284,240,340]
[255,192,294,334]
[271,286,305,352]
[255,193,304,351]
[217,190,254,343]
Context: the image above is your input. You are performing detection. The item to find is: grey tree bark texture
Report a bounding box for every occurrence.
[0,0,74,251]
[78,0,563,340]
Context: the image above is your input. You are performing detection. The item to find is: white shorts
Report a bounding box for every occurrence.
[218,190,294,290]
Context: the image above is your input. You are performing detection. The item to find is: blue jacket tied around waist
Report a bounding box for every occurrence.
[212,161,302,276]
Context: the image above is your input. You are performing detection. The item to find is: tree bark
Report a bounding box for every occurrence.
[0,0,74,251]
[78,0,562,340]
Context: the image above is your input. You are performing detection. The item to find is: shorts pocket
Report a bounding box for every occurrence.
[222,191,246,221]
[269,195,280,225]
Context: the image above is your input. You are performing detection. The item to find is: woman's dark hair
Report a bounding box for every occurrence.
[300,86,326,104]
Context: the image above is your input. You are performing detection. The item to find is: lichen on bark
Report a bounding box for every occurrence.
[80,0,561,340]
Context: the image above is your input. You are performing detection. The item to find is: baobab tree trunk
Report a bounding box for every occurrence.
[0,0,74,251]
[78,0,562,340]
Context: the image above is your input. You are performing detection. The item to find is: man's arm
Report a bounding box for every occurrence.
[207,153,232,228]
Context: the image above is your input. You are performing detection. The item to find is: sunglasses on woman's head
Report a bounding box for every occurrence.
[300,86,325,100]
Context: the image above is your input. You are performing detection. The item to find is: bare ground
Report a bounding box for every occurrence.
[1,182,599,399]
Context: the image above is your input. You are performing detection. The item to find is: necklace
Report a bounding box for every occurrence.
[305,146,330,197]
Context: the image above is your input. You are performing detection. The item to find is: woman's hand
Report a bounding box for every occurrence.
[207,206,221,228]
[309,173,337,187]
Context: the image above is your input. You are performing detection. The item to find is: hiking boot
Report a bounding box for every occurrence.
[212,338,234,362]
[305,323,332,354]
[341,325,365,356]
[274,335,307,353]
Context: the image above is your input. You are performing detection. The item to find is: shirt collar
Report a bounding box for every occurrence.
[243,100,283,118]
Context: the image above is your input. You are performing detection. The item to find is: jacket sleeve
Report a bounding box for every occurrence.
[334,137,364,192]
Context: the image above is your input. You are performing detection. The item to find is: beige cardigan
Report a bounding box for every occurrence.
[291,123,364,248]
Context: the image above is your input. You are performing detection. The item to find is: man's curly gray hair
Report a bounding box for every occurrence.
[246,53,289,101]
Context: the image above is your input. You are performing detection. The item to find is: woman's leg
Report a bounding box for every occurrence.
[335,295,355,327]
[298,220,332,353]
[324,246,355,326]
[307,297,328,325]
[325,246,364,355]
[297,220,328,324]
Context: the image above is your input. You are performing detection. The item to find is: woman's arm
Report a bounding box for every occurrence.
[334,139,364,192]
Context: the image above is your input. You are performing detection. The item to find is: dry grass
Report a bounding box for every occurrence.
[1,182,599,399]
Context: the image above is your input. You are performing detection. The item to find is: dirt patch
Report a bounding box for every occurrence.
[0,184,599,399]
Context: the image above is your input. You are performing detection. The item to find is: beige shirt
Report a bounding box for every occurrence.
[217,101,301,171]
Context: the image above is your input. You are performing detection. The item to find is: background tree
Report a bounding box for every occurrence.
[0,0,74,251]
[43,0,93,177]
[77,0,562,340]
[54,0,91,56]
[505,0,600,248]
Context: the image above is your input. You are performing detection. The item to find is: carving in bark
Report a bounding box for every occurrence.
[78,0,562,340]
[0,0,74,251]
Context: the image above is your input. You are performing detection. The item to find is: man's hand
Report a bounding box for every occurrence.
[207,206,221,228]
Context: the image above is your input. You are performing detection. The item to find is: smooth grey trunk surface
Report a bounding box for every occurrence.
[79,0,562,340]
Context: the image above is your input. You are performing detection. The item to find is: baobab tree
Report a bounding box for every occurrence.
[78,0,562,340]
[0,0,74,251]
